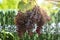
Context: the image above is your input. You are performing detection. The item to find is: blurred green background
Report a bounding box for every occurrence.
[0,0,60,40]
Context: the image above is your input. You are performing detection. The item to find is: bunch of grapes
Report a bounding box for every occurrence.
[14,5,51,38]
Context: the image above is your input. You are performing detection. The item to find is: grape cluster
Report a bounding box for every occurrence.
[14,5,51,38]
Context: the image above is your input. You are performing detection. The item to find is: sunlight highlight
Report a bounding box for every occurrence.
[36,0,44,5]
[0,0,3,3]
